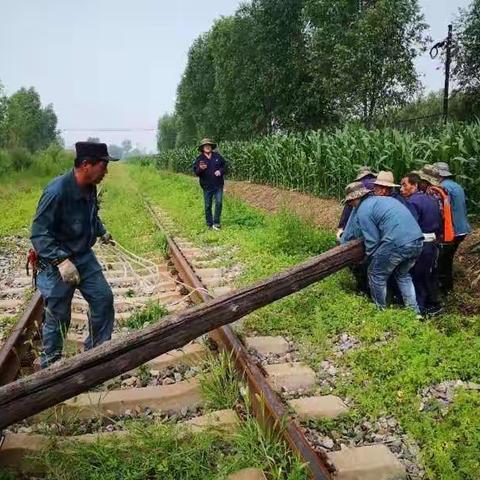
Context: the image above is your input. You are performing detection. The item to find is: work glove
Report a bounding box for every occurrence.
[57,259,80,286]
[336,228,344,243]
[101,232,116,246]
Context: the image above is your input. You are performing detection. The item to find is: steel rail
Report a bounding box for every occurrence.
[145,201,333,480]
[0,292,43,385]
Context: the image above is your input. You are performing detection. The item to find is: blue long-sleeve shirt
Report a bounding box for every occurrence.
[31,169,106,263]
[193,152,226,191]
[341,196,423,257]
[441,178,471,236]
[405,191,441,235]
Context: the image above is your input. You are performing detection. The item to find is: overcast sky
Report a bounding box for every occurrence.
[0,0,472,152]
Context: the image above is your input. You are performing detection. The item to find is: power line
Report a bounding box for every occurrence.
[60,128,157,132]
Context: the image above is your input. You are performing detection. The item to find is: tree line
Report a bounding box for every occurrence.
[0,83,59,152]
[158,0,480,152]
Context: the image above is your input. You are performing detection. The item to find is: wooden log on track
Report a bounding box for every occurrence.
[0,240,363,429]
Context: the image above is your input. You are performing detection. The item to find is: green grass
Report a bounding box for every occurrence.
[199,351,240,411]
[123,164,480,480]
[123,302,169,331]
[30,415,307,480]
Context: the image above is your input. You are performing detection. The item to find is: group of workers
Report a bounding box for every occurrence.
[28,137,470,370]
[338,162,471,315]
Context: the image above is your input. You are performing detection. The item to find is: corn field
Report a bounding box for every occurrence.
[154,122,480,212]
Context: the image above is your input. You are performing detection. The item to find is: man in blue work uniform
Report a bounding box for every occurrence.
[401,173,442,315]
[31,142,118,368]
[433,162,472,292]
[341,182,423,313]
[193,138,227,230]
[372,170,414,304]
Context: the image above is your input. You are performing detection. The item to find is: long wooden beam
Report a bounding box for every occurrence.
[0,240,363,429]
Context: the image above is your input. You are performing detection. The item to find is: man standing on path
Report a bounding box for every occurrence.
[432,162,471,292]
[401,173,442,315]
[193,138,227,230]
[341,182,423,313]
[31,142,117,368]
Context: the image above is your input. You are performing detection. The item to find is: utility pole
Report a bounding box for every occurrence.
[430,24,453,124]
[443,24,453,124]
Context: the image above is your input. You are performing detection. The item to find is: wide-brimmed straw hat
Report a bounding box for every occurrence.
[198,138,217,152]
[343,181,371,204]
[418,165,440,185]
[374,171,399,188]
[354,166,376,181]
[433,162,453,178]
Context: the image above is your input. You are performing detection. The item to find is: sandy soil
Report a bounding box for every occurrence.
[226,180,342,231]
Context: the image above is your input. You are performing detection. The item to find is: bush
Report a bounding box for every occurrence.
[0,144,73,178]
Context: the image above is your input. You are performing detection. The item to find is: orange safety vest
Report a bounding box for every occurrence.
[427,185,455,242]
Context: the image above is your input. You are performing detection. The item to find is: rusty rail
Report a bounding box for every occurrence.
[146,202,333,480]
[0,292,43,385]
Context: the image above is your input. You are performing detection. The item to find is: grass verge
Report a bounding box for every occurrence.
[124,164,480,480]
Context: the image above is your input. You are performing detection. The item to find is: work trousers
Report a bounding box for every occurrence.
[203,188,223,227]
[438,236,465,293]
[37,261,114,368]
[367,240,423,313]
[411,242,439,314]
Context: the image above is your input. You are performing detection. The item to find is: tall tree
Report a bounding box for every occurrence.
[454,0,480,94]
[3,87,59,151]
[121,139,132,156]
[0,81,7,148]
[157,113,178,151]
[175,33,216,146]
[305,0,428,126]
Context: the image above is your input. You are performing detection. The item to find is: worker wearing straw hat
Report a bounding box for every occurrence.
[193,138,227,230]
[432,162,471,292]
[341,182,423,313]
[418,165,455,244]
[337,166,376,239]
[372,171,411,208]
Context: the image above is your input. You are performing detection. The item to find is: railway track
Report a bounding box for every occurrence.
[0,203,410,480]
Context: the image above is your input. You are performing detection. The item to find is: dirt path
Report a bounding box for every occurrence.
[226,180,342,231]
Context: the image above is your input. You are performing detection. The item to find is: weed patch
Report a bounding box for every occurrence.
[124,302,169,331]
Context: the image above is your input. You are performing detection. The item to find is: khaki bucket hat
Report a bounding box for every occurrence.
[433,162,453,178]
[342,181,371,204]
[374,171,399,188]
[354,166,376,181]
[198,138,217,152]
[419,165,440,185]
